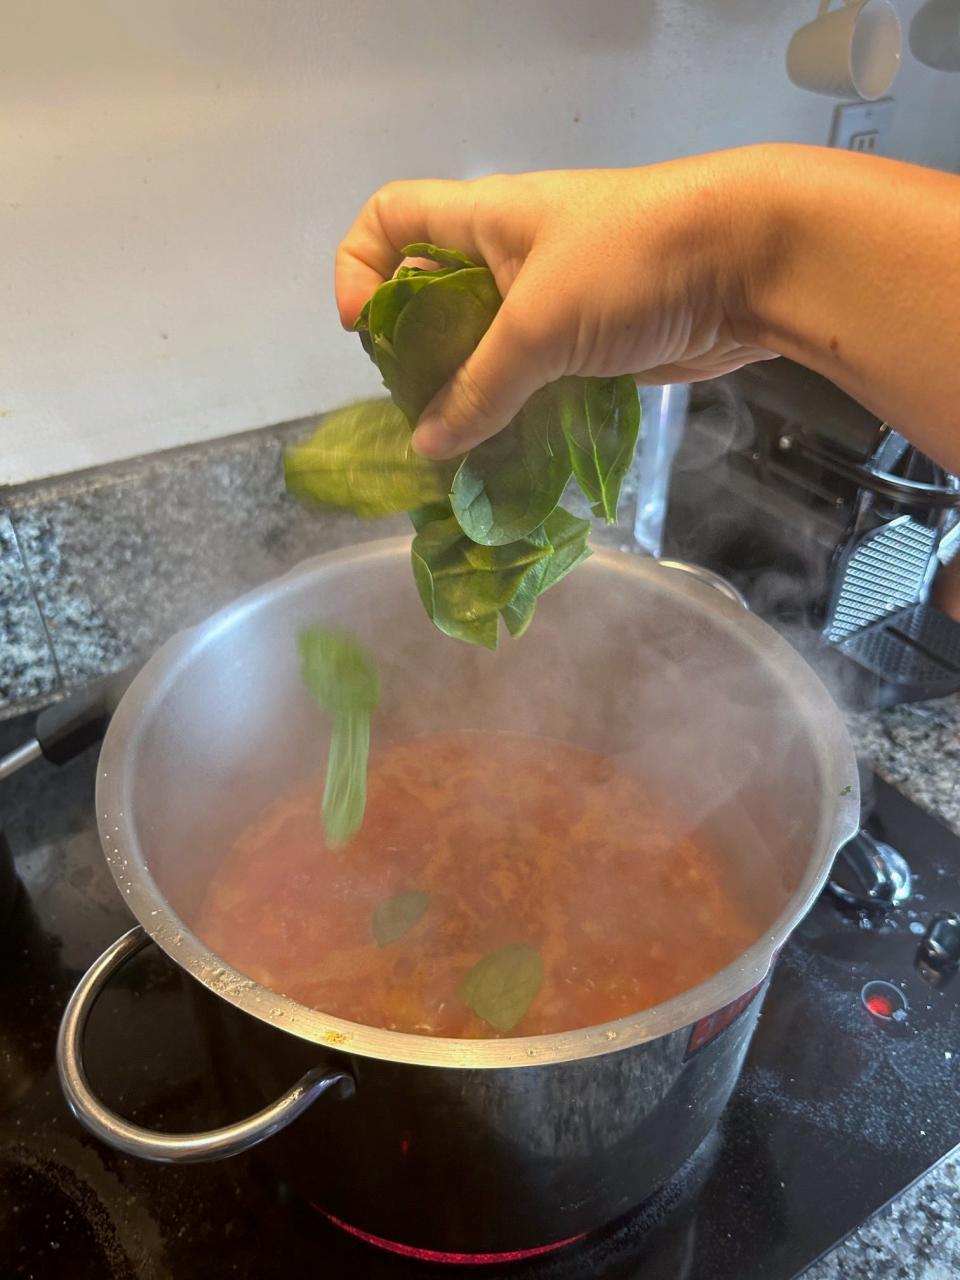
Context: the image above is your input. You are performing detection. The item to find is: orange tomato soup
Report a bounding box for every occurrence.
[198,731,758,1038]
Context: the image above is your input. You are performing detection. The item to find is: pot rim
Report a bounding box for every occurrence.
[96,537,860,1069]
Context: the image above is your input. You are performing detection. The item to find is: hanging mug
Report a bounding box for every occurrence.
[910,0,960,71]
[787,0,902,100]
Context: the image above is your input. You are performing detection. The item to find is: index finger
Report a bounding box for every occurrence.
[334,178,484,328]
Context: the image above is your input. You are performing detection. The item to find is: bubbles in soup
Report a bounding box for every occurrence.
[197,731,759,1037]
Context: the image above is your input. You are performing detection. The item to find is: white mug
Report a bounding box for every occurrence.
[910,0,960,72]
[787,0,902,100]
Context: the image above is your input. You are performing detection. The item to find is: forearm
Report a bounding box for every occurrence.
[737,144,960,472]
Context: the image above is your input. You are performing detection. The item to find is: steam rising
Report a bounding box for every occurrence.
[663,370,875,721]
[124,372,857,1029]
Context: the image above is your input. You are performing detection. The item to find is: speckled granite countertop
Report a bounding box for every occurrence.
[807,1148,960,1280]
[1,425,958,1277]
[739,614,960,1264]
[802,697,960,1280]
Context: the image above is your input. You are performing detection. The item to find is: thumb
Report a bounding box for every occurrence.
[411,283,559,460]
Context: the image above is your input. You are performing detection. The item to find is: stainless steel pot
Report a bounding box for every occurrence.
[57,539,859,1254]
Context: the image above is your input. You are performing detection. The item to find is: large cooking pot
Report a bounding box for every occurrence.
[57,538,859,1254]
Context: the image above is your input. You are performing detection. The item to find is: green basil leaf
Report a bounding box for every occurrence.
[498,509,592,635]
[354,297,373,333]
[359,275,442,418]
[359,256,494,424]
[401,242,480,270]
[390,268,501,424]
[498,524,550,639]
[450,385,573,546]
[366,274,437,347]
[540,506,592,592]
[411,513,551,650]
[284,400,454,519]
[373,889,431,947]
[458,943,544,1033]
[357,327,376,360]
[337,245,643,649]
[393,263,459,281]
[409,500,454,532]
[299,627,379,845]
[558,376,641,523]
[322,714,370,846]
[499,557,550,638]
[299,626,380,716]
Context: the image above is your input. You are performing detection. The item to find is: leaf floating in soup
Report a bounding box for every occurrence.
[458,942,544,1034]
[198,731,762,1038]
[373,890,431,947]
[298,626,380,845]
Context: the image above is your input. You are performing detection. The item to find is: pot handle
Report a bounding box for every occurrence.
[56,926,354,1164]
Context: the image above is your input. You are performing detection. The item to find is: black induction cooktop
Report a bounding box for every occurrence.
[1,713,958,1280]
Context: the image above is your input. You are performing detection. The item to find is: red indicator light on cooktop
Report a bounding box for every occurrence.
[861,979,907,1021]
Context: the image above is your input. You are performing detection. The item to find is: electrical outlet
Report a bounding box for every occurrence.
[830,98,895,154]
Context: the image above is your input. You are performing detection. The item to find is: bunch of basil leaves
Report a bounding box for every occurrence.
[285,244,641,649]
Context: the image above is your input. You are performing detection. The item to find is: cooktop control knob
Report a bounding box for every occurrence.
[917,913,960,972]
[827,831,912,912]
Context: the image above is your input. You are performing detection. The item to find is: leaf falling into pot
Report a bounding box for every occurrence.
[298,625,380,846]
[284,398,455,518]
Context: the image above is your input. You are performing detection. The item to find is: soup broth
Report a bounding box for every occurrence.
[198,731,760,1038]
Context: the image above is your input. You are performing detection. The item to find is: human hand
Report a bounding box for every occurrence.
[337,145,960,474]
[335,150,775,459]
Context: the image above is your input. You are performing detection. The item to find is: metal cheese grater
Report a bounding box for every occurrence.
[839,604,960,704]
[824,515,938,642]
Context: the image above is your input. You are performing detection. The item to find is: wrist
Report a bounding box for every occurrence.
[712,143,804,352]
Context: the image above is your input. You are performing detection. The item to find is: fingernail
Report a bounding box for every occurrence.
[412,416,459,459]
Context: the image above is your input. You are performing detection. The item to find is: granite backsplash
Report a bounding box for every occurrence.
[0,418,408,718]
[0,416,640,721]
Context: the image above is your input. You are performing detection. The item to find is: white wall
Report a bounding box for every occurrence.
[2,0,959,485]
